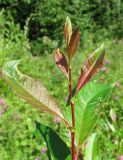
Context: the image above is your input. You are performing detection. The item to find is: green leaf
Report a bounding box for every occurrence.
[35,121,71,160]
[66,82,113,148]
[2,60,66,121]
[85,133,100,160]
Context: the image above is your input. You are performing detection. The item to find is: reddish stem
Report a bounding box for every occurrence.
[71,132,75,160]
[74,147,79,160]
[69,64,75,160]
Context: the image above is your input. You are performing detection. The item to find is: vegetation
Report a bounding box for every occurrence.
[0,1,123,160]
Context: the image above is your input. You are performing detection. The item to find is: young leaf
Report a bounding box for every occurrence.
[85,133,100,160]
[55,49,68,78]
[66,82,113,148]
[75,44,105,94]
[67,27,80,60]
[35,121,71,160]
[2,60,66,121]
[64,16,72,47]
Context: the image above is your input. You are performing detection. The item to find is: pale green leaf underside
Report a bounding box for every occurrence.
[2,60,64,120]
[66,82,113,147]
[85,133,99,160]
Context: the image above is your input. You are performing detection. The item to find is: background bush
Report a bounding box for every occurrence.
[0,0,122,55]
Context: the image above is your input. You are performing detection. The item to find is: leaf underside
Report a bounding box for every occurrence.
[75,45,105,94]
[2,60,65,120]
[85,133,99,160]
[55,49,68,77]
[66,82,113,148]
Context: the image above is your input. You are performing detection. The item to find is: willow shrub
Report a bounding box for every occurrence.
[1,17,113,160]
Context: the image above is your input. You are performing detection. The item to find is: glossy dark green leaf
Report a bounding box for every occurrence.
[35,121,71,160]
[66,82,113,148]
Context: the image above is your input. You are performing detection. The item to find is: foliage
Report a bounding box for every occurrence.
[0,1,123,160]
[2,60,65,120]
[1,17,113,160]
[34,121,71,160]
[0,10,30,66]
[0,34,122,160]
[0,0,123,55]
[66,82,113,147]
